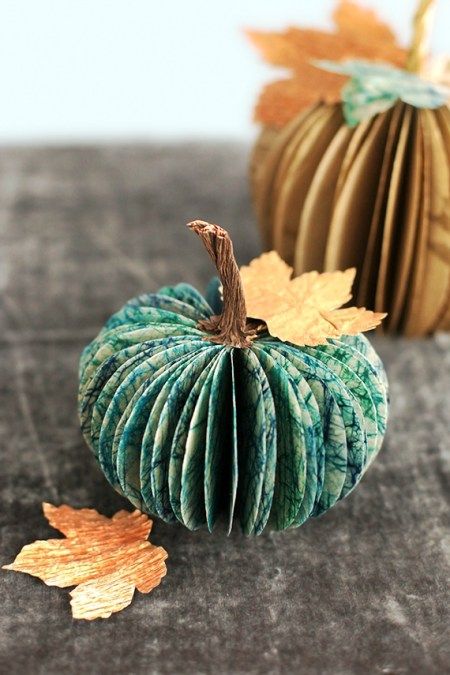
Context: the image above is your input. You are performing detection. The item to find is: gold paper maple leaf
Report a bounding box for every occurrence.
[247,0,407,127]
[3,503,168,620]
[240,251,386,346]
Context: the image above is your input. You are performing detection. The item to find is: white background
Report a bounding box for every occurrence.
[0,0,448,142]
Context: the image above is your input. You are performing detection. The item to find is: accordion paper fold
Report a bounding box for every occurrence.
[251,101,450,335]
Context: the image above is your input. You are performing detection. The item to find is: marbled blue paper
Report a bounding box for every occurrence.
[79,280,389,535]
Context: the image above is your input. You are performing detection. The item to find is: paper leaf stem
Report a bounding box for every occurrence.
[3,503,168,620]
[240,251,386,346]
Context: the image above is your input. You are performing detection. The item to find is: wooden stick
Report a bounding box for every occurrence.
[406,0,437,74]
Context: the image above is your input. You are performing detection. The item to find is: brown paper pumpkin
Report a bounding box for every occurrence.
[251,102,450,335]
[249,0,450,336]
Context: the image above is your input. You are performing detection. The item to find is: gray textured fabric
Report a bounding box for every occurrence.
[0,144,449,675]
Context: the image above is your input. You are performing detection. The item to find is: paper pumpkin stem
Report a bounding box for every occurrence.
[406,0,437,74]
[188,220,254,347]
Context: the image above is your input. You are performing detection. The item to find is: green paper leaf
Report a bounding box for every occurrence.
[315,59,449,126]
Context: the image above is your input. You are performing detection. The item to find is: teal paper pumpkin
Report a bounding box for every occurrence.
[78,222,388,535]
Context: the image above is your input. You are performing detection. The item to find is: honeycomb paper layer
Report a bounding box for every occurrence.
[251,101,450,335]
[78,282,389,535]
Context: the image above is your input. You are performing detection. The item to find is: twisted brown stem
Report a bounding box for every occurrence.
[187,220,253,347]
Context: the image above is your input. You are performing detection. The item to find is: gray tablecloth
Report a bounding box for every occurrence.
[0,144,449,675]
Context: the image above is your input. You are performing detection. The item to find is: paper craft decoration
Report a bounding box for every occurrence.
[246,0,408,129]
[241,253,385,345]
[249,0,450,335]
[78,221,388,536]
[3,503,167,620]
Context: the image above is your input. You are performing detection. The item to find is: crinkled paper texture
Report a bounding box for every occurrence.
[240,252,386,346]
[3,504,168,620]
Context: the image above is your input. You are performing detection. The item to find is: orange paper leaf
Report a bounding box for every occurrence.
[332,1,402,51]
[247,0,407,127]
[254,69,345,129]
[3,503,168,620]
[240,251,386,346]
